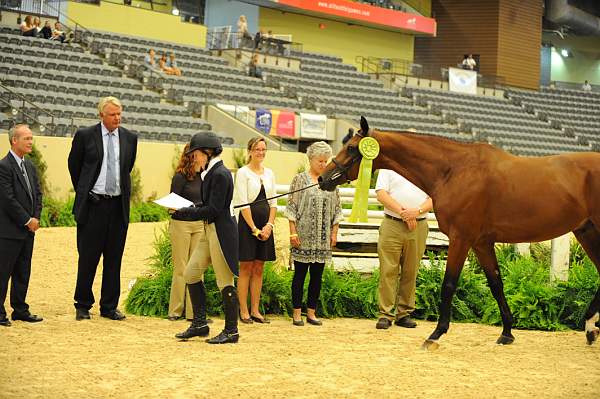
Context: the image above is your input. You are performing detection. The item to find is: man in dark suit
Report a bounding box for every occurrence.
[68,96,138,321]
[0,124,43,327]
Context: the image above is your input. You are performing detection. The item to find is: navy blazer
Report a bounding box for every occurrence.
[0,152,43,240]
[67,123,138,225]
[179,160,239,276]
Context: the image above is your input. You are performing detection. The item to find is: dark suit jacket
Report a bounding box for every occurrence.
[178,161,239,276]
[0,152,42,240]
[67,123,138,225]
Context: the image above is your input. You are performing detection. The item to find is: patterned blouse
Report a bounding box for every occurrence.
[284,172,342,264]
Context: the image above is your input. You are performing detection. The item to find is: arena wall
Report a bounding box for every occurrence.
[258,8,415,67]
[65,0,206,47]
[0,134,306,200]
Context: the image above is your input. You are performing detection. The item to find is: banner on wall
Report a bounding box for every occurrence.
[276,0,436,36]
[274,111,296,137]
[300,113,327,139]
[448,67,477,95]
[255,109,272,134]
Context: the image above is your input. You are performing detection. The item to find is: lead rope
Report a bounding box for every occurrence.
[233,182,320,209]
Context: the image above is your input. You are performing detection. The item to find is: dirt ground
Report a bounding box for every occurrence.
[1,222,599,399]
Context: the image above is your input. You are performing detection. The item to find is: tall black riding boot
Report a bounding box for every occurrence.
[206,285,239,344]
[175,282,210,340]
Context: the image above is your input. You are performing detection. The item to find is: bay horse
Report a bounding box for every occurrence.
[319,116,600,348]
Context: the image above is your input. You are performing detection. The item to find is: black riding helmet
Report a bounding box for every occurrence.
[186,132,223,156]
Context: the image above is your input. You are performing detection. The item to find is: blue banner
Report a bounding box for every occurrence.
[255,109,272,134]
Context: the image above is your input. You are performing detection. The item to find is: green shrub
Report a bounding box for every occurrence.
[40,196,76,227]
[27,143,49,196]
[129,202,169,223]
[125,229,600,331]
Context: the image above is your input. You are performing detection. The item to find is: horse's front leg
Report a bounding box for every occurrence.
[422,237,470,350]
[473,241,514,345]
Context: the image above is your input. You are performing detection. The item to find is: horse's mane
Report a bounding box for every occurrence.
[374,129,500,152]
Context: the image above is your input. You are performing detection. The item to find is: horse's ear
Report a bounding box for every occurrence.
[342,128,354,145]
[360,116,369,136]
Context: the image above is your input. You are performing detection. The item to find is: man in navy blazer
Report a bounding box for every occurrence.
[68,97,138,321]
[0,124,43,326]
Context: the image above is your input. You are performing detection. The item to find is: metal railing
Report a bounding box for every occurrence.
[0,0,62,17]
[206,30,303,55]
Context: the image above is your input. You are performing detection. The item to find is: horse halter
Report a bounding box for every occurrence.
[327,130,366,184]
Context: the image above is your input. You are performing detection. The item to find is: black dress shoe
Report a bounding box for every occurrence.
[206,330,239,344]
[100,309,126,321]
[76,308,91,321]
[175,322,210,340]
[0,318,11,327]
[306,317,322,326]
[292,319,304,326]
[251,315,270,324]
[240,316,253,324]
[395,316,417,328]
[12,313,43,323]
[376,317,392,329]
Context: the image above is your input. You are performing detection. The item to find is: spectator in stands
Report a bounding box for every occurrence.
[167,144,205,322]
[39,20,52,40]
[234,137,276,324]
[32,17,42,37]
[237,15,252,48]
[158,53,176,75]
[248,54,263,79]
[582,80,592,92]
[51,22,66,43]
[144,48,158,70]
[462,54,476,71]
[166,52,182,76]
[286,142,341,326]
[20,16,36,37]
[253,28,264,50]
[374,169,432,330]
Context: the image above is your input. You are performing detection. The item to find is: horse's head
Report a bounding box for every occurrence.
[319,116,370,191]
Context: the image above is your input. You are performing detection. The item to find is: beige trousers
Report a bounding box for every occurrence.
[377,217,429,320]
[184,222,235,290]
[168,219,205,319]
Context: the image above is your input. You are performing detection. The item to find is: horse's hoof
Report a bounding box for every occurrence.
[585,329,599,345]
[421,339,440,351]
[496,334,515,345]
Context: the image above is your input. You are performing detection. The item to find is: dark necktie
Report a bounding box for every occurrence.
[20,161,32,197]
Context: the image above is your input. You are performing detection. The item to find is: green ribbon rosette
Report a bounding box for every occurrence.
[348,136,380,223]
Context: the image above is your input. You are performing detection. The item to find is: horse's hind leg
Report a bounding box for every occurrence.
[572,220,600,345]
[473,241,514,345]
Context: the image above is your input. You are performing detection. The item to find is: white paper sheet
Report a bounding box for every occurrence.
[153,193,194,210]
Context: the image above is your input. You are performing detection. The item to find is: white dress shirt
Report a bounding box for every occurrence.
[92,123,121,195]
[375,169,428,219]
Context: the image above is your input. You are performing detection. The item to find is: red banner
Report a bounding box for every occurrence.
[274,110,296,137]
[276,0,436,36]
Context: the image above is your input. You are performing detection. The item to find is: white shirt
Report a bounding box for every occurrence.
[233,165,276,210]
[375,169,428,219]
[582,83,592,91]
[92,123,121,195]
[201,156,221,180]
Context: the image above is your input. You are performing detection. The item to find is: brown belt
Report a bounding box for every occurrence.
[385,213,426,222]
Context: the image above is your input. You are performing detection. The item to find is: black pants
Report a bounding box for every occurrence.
[74,197,128,312]
[291,261,325,310]
[0,235,34,319]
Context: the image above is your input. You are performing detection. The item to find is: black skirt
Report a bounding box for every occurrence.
[238,184,276,262]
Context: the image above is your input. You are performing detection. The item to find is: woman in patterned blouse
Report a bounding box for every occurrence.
[285,141,342,326]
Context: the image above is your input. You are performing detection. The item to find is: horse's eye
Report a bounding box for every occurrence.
[348,146,358,156]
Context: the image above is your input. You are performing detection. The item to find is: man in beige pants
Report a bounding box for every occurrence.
[375,169,432,329]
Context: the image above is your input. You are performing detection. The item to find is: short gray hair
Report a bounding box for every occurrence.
[8,124,29,145]
[306,141,332,160]
[97,96,122,115]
